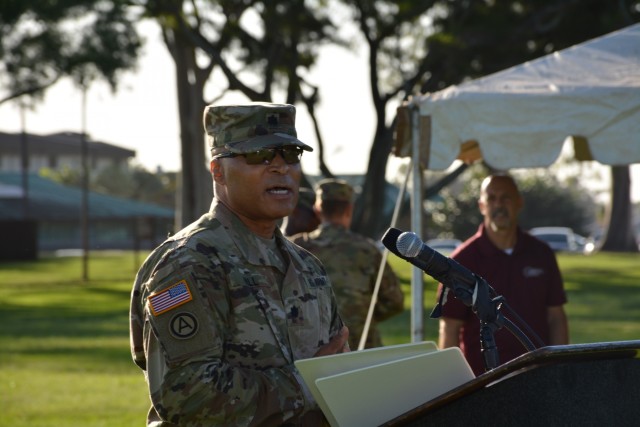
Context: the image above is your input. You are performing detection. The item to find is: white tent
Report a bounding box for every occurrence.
[396,23,640,170]
[392,23,640,342]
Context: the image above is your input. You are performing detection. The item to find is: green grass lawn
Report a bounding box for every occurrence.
[1,253,150,426]
[1,250,639,426]
[381,252,640,345]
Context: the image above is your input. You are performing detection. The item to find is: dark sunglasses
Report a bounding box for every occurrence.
[213,146,304,165]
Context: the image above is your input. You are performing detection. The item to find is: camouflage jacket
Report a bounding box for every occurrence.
[291,224,404,349]
[130,200,343,426]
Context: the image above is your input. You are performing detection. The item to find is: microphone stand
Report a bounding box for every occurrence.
[467,276,537,371]
[450,274,536,371]
[380,226,538,372]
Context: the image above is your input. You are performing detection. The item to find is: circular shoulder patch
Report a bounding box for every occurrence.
[169,312,199,339]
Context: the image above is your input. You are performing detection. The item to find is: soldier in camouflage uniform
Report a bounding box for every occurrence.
[281,187,320,236]
[130,103,349,427]
[292,179,404,350]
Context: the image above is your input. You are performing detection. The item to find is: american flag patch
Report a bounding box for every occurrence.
[148,280,193,316]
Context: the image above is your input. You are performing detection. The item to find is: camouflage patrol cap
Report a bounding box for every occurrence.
[316,178,354,203]
[203,102,313,154]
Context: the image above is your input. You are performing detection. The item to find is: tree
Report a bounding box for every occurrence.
[341,0,437,237]
[41,162,177,208]
[2,1,341,229]
[341,0,639,248]
[0,1,142,104]
[144,0,339,227]
[600,166,638,251]
[3,0,638,249]
[517,172,597,236]
[93,163,177,208]
[423,164,599,242]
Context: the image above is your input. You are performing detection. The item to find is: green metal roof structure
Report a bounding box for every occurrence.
[0,172,174,221]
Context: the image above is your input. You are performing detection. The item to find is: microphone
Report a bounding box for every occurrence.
[381,227,539,362]
[381,228,489,309]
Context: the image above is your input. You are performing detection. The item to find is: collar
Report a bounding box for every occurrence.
[476,223,525,256]
[209,199,288,267]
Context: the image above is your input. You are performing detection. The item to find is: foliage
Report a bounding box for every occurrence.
[517,171,597,236]
[0,0,143,104]
[424,164,598,241]
[39,163,177,208]
[345,0,639,240]
[3,0,639,244]
[39,165,83,187]
[140,0,341,225]
[343,0,441,237]
[423,0,640,90]
[93,163,177,208]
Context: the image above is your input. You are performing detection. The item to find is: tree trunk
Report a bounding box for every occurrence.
[600,165,638,252]
[352,124,394,239]
[170,32,212,230]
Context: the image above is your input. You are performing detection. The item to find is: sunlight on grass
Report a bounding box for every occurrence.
[1,250,639,425]
[1,252,149,426]
[381,251,640,345]
[1,367,148,426]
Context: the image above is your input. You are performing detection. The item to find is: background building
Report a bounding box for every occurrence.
[0,131,134,173]
[0,132,173,259]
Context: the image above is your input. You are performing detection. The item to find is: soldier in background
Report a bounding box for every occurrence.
[281,186,320,236]
[130,103,349,427]
[292,178,404,349]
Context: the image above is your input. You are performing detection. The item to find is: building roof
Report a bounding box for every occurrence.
[0,172,173,221]
[0,131,135,159]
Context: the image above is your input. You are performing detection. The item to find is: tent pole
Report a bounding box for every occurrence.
[410,107,425,342]
[358,164,411,351]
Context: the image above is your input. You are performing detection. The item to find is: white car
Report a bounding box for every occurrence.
[529,226,589,253]
[426,238,463,256]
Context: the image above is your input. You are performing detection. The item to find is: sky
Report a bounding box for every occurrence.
[1,21,638,202]
[0,21,378,177]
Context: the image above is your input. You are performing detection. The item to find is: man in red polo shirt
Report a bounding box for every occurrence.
[437,173,569,375]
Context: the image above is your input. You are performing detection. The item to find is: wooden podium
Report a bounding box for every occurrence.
[382,340,640,427]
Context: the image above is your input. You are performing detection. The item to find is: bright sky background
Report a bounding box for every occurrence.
[1,21,638,202]
[0,21,379,177]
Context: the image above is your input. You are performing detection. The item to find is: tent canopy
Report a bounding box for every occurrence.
[390,24,640,343]
[395,23,640,171]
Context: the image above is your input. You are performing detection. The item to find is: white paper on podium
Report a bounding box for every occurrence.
[297,344,474,427]
[295,341,438,427]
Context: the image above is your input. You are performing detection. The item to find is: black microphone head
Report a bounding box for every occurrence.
[397,232,423,258]
[381,228,403,257]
